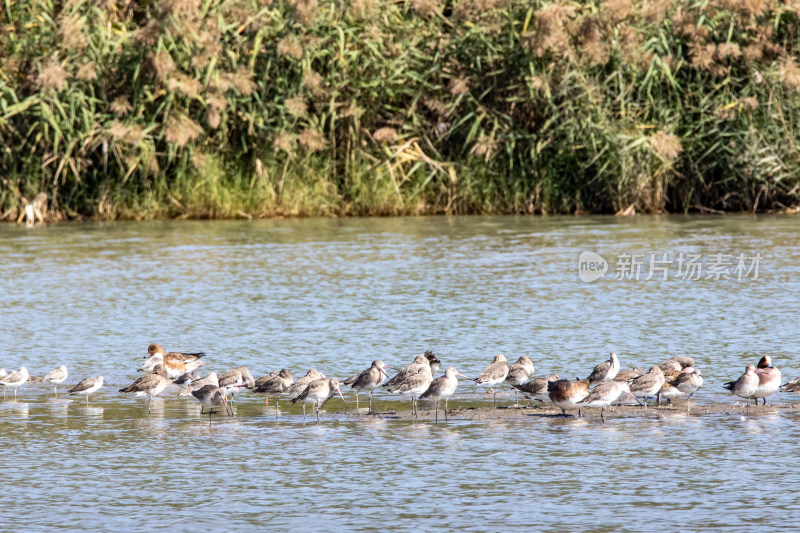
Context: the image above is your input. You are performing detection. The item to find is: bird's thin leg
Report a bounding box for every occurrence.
[148,396,152,414]
[435,400,439,424]
[54,386,57,398]
[265,396,269,408]
[601,407,605,423]
[316,404,320,422]
[492,390,496,409]
[445,398,449,422]
[355,393,359,411]
[275,397,280,420]
[302,403,306,420]
[368,391,373,414]
[201,406,205,415]
[643,399,648,416]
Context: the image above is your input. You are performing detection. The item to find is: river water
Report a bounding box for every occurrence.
[1,216,798,530]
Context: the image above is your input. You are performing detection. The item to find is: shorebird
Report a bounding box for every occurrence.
[578,381,642,422]
[660,360,684,382]
[473,354,510,408]
[384,355,430,386]
[781,375,800,393]
[548,379,590,417]
[586,352,620,385]
[615,367,643,382]
[0,366,29,400]
[67,375,104,404]
[287,369,326,398]
[119,364,171,413]
[43,365,68,397]
[146,344,207,380]
[384,355,434,418]
[512,374,560,406]
[177,372,219,397]
[420,366,469,422]
[657,366,695,406]
[753,355,781,405]
[191,384,232,417]
[723,364,760,407]
[253,369,294,412]
[423,350,442,374]
[629,366,665,414]
[139,353,163,373]
[667,368,704,412]
[346,360,390,413]
[290,377,347,421]
[505,356,534,404]
[661,356,695,370]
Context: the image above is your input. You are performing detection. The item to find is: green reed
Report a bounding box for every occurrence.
[1,0,799,220]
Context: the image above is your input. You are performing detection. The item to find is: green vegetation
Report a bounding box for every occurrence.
[2,0,800,220]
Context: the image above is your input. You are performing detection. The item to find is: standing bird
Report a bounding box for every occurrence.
[723,365,760,406]
[347,360,391,413]
[548,379,590,417]
[119,364,171,413]
[0,366,29,400]
[178,372,219,397]
[668,368,704,412]
[473,354,510,408]
[586,352,620,385]
[67,375,104,405]
[512,374,560,406]
[191,385,232,417]
[253,369,294,413]
[43,365,69,397]
[753,355,781,405]
[384,355,434,418]
[287,369,326,398]
[420,367,469,423]
[628,366,665,414]
[578,381,642,422]
[505,356,535,405]
[146,344,207,380]
[290,377,347,421]
[217,367,255,412]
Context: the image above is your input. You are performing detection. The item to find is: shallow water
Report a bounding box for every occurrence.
[1,215,799,530]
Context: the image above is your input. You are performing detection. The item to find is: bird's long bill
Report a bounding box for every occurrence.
[336,385,348,408]
[456,372,470,379]
[379,368,389,379]
[628,392,644,406]
[223,396,232,416]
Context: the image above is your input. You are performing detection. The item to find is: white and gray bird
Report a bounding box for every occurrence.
[43,365,68,397]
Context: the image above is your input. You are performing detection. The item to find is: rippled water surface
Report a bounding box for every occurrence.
[1,216,799,530]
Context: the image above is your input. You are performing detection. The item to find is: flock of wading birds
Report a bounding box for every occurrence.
[0,345,796,422]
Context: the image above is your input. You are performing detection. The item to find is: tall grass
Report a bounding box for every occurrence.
[1,0,800,220]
